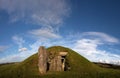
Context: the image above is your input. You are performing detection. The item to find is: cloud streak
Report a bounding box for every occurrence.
[12,35,25,48]
[83,32,119,43]
[12,35,28,52]
[18,47,27,52]
[0,0,70,29]
[29,28,61,39]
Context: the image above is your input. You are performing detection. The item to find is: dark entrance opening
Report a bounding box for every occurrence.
[47,62,50,71]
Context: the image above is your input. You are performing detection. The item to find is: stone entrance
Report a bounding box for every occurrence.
[38,46,69,74]
[48,52,68,71]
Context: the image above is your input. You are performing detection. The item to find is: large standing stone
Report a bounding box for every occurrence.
[38,46,47,74]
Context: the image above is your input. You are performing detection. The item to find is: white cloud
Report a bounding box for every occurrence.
[29,28,61,39]
[12,35,28,52]
[12,35,25,48]
[83,32,119,43]
[0,0,70,29]
[18,47,27,52]
[73,32,120,65]
[74,39,101,56]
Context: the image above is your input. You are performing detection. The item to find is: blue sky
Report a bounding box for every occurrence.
[0,0,120,64]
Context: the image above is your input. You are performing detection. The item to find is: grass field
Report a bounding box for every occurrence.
[0,46,120,78]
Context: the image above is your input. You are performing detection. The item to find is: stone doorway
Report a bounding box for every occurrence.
[38,46,70,74]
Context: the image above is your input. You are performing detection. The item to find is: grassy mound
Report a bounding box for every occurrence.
[0,46,120,78]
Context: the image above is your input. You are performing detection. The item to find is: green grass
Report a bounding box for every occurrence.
[0,46,120,78]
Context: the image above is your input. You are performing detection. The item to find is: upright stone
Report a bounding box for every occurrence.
[56,56,62,71]
[49,56,62,71]
[38,46,47,74]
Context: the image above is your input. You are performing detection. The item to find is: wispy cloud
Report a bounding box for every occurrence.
[74,39,101,55]
[0,0,70,41]
[73,32,120,65]
[29,28,61,39]
[12,35,28,52]
[18,47,27,52]
[0,0,70,29]
[12,35,25,48]
[83,32,119,43]
[73,38,120,62]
